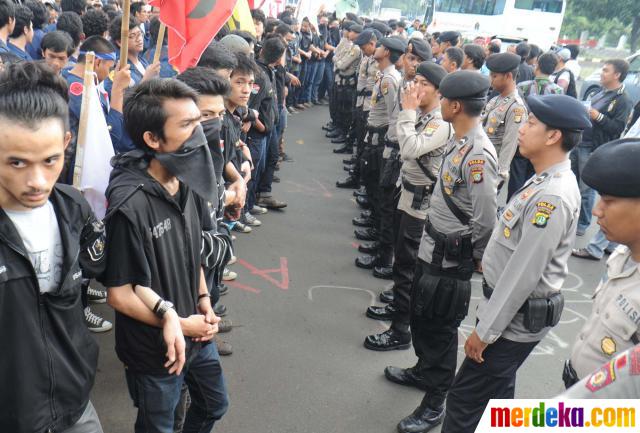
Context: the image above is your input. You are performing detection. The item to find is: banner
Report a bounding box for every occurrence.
[225,0,256,36]
[150,0,238,72]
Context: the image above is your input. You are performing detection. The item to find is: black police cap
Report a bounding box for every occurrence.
[526,94,591,132]
[346,12,362,25]
[380,37,407,54]
[439,70,490,100]
[350,24,363,34]
[342,20,354,31]
[415,62,447,88]
[354,29,378,46]
[407,38,432,61]
[368,21,391,35]
[485,52,521,73]
[437,31,460,44]
[582,138,640,198]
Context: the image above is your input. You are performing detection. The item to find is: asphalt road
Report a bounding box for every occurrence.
[90,105,608,433]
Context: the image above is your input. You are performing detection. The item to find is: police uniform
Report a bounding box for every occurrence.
[329,22,354,129]
[355,38,403,273]
[565,138,640,385]
[435,31,460,64]
[365,63,451,351]
[395,71,497,433]
[482,52,528,197]
[333,25,363,150]
[441,94,591,433]
[337,30,381,189]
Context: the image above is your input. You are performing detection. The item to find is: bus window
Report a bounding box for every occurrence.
[514,0,563,13]
[436,0,505,14]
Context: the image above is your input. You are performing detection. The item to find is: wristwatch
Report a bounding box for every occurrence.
[154,300,174,319]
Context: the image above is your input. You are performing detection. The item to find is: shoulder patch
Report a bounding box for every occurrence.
[531,201,555,228]
[467,159,485,167]
[424,120,440,137]
[69,81,84,97]
[381,81,389,95]
[513,106,525,123]
[586,360,616,393]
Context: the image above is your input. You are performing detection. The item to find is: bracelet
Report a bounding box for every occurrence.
[198,293,211,302]
[153,298,163,314]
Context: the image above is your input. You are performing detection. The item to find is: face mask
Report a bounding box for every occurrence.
[201,117,225,177]
[155,124,217,203]
[319,24,327,31]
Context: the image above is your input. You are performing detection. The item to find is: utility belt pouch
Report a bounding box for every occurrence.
[546,292,564,327]
[562,359,579,389]
[411,186,425,210]
[379,150,401,187]
[523,298,549,333]
[443,231,464,261]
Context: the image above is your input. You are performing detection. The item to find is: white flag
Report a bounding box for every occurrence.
[77,80,114,219]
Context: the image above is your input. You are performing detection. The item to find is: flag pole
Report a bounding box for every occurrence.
[119,0,131,71]
[153,22,166,64]
[72,51,96,189]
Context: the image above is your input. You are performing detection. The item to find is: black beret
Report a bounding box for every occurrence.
[437,31,460,44]
[354,29,378,46]
[346,12,362,25]
[350,24,363,34]
[380,37,407,54]
[583,138,640,198]
[368,21,391,35]
[463,43,485,60]
[526,94,591,132]
[439,70,490,100]
[407,38,432,61]
[485,52,521,73]
[415,62,447,88]
[342,20,354,31]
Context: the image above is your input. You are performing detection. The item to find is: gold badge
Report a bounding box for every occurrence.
[514,107,525,124]
[503,227,511,238]
[488,127,495,134]
[444,186,453,195]
[443,172,453,183]
[503,209,513,221]
[601,337,616,356]
[490,117,497,124]
[452,155,461,164]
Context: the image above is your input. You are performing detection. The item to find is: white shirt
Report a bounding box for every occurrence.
[625,115,640,138]
[5,201,63,293]
[565,59,581,80]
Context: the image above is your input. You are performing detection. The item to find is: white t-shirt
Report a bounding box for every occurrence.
[5,201,63,293]
[565,59,581,80]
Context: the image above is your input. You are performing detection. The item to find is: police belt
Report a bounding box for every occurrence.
[385,140,399,150]
[357,89,373,97]
[482,279,564,332]
[366,125,388,134]
[425,218,473,278]
[402,178,434,209]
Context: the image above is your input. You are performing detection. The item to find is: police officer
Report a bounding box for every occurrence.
[482,52,528,198]
[337,29,381,189]
[441,94,591,433]
[392,71,498,433]
[564,138,640,388]
[331,24,363,148]
[364,62,451,352]
[325,20,355,136]
[354,37,404,272]
[435,31,460,64]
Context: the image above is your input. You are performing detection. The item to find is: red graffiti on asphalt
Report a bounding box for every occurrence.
[226,257,289,294]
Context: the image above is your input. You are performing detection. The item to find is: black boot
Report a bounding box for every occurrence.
[326,129,343,138]
[336,176,358,189]
[354,227,378,241]
[397,404,445,433]
[333,145,351,153]
[358,241,379,254]
[331,135,346,144]
[364,328,411,351]
[384,366,429,391]
[356,195,371,209]
[353,186,367,197]
[355,254,377,269]
[365,303,398,320]
[352,215,373,227]
[379,289,394,303]
[373,265,393,279]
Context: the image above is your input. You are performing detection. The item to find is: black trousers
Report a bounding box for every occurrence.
[410,261,470,409]
[507,154,535,201]
[335,83,356,133]
[328,81,339,124]
[441,337,539,433]
[391,211,425,332]
[352,109,369,180]
[362,143,383,226]
[377,183,400,265]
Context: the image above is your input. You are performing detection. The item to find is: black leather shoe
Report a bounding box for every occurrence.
[322,122,334,131]
[214,303,227,317]
[358,241,379,254]
[360,209,372,219]
[219,284,229,296]
[354,187,368,197]
[336,176,358,189]
[352,216,373,227]
[397,405,445,433]
[364,329,411,351]
[326,129,342,138]
[354,227,378,241]
[365,303,397,320]
[355,254,378,269]
[343,158,356,164]
[379,289,394,303]
[333,145,351,153]
[373,265,393,280]
[343,164,355,172]
[356,195,371,209]
[331,136,346,144]
[384,366,429,391]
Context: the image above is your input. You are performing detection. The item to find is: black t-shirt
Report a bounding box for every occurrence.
[101,169,213,374]
[299,31,312,52]
[222,109,242,172]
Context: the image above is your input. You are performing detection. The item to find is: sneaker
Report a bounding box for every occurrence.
[84,306,112,333]
[251,205,268,215]
[223,268,237,281]
[272,175,281,183]
[227,255,237,265]
[218,319,233,333]
[257,196,287,209]
[219,284,229,296]
[87,286,107,304]
[241,213,262,227]
[232,221,252,233]
[214,335,233,356]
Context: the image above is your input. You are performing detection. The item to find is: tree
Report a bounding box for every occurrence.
[568,0,640,51]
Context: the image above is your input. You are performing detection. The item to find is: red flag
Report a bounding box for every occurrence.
[150,0,238,72]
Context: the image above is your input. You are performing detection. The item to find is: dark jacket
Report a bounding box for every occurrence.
[0,185,105,433]
[581,85,633,149]
[248,61,277,138]
[100,153,214,374]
